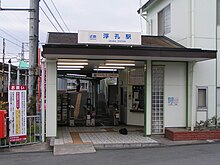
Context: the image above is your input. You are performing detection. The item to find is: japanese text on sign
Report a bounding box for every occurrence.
[9,85,27,142]
[78,30,141,45]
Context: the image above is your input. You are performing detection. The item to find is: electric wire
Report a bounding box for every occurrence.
[0,35,22,49]
[0,47,21,57]
[42,0,65,32]
[50,0,70,32]
[0,28,23,44]
[40,6,59,32]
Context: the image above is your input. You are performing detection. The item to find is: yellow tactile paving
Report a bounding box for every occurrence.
[72,132,84,144]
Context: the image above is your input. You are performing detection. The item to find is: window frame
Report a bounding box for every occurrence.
[217,0,220,25]
[196,87,208,111]
[158,4,171,35]
[217,87,220,107]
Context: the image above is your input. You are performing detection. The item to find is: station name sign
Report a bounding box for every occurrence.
[78,30,141,45]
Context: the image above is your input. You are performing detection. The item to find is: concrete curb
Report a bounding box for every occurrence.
[94,142,160,149]
[0,142,53,154]
[2,139,220,155]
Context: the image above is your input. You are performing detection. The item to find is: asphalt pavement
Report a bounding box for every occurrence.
[1,143,220,165]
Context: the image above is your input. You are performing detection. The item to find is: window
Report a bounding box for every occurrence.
[158,4,171,35]
[217,0,220,25]
[197,87,208,110]
[217,88,220,107]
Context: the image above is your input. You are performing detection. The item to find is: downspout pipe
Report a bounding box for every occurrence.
[190,62,195,131]
[191,0,195,47]
[190,0,195,131]
[140,8,152,35]
[216,0,218,127]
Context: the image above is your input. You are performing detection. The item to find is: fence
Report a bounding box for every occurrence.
[0,115,41,148]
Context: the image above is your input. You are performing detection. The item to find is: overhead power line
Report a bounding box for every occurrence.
[50,0,70,32]
[42,0,65,32]
[40,6,59,32]
[0,28,23,44]
[0,35,22,49]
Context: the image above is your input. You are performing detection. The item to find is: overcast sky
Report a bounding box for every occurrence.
[0,0,147,64]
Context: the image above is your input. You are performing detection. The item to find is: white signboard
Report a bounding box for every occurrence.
[9,85,27,142]
[92,73,119,78]
[78,30,141,45]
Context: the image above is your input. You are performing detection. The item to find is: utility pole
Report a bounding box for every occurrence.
[21,43,25,60]
[0,0,40,114]
[29,0,39,103]
[1,38,5,99]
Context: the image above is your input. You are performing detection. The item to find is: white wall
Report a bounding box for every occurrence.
[146,0,217,49]
[123,62,187,127]
[217,27,220,87]
[160,62,186,127]
[146,0,189,45]
[144,0,218,124]
[46,61,57,137]
[194,0,216,50]
[126,85,144,126]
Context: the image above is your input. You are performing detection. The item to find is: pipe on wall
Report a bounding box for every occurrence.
[191,0,195,47]
[140,8,152,35]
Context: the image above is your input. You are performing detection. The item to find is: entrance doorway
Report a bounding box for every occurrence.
[56,59,145,128]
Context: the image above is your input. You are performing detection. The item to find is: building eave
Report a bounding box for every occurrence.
[137,0,158,14]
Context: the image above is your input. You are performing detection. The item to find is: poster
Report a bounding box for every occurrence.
[128,68,144,85]
[9,85,27,142]
[168,96,179,106]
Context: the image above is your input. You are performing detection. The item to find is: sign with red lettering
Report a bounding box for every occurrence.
[8,85,27,142]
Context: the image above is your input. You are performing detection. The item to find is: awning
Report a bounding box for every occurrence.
[42,33,216,62]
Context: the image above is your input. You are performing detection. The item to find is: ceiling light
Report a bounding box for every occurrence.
[105,63,135,66]
[93,69,117,71]
[57,68,81,71]
[57,66,84,68]
[106,60,135,63]
[57,62,88,65]
[66,74,86,77]
[58,59,88,62]
[99,66,125,69]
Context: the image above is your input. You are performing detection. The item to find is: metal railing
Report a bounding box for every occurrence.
[0,115,41,148]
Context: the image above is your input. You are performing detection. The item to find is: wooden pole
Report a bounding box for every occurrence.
[1,38,5,99]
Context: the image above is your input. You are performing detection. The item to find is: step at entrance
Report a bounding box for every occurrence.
[54,144,96,155]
